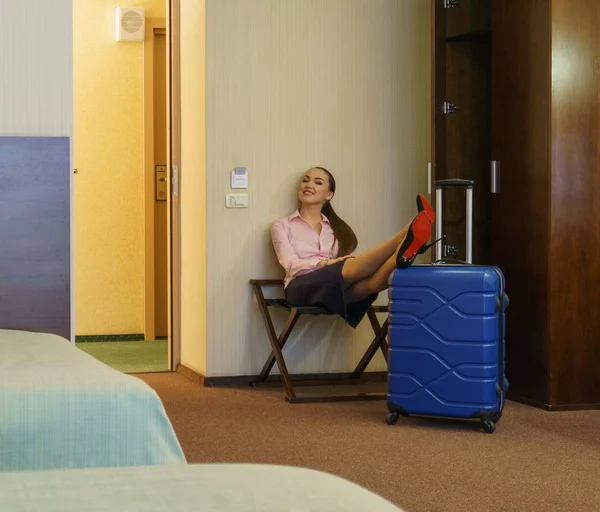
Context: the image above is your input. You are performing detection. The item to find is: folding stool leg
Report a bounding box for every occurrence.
[258,309,300,382]
[252,283,296,400]
[350,311,389,379]
[367,309,389,361]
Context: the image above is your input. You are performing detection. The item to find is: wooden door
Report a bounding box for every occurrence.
[154,31,168,339]
[547,0,600,408]
[0,137,71,340]
[490,0,551,405]
[144,20,169,343]
[431,0,492,264]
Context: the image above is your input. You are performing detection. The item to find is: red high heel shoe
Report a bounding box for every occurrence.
[416,193,435,224]
[396,211,432,268]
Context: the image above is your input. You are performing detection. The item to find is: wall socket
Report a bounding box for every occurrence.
[225,193,248,208]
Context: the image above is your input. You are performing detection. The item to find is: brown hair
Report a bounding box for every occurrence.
[311,167,358,257]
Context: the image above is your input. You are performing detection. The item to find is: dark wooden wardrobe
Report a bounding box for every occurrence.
[430,0,600,410]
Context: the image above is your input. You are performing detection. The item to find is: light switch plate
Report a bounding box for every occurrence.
[225,193,248,208]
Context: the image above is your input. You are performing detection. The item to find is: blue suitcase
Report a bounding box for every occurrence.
[386,180,509,433]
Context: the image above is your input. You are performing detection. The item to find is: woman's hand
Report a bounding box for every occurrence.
[316,259,329,268]
[319,254,354,267]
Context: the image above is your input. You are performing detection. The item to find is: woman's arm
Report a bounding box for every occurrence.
[271,221,322,277]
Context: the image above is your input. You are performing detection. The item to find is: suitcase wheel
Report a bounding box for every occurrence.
[481,419,496,434]
[386,412,400,426]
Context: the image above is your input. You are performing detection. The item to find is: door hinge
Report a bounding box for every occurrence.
[444,0,458,8]
[441,102,457,114]
[444,244,458,258]
[171,164,179,197]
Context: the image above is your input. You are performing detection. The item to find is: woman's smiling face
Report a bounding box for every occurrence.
[298,167,334,206]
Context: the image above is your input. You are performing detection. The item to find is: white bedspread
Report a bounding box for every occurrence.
[0,463,404,511]
[0,329,186,471]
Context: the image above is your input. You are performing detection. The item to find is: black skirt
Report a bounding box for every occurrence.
[284,260,378,328]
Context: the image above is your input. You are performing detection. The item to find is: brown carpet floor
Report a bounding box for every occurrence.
[135,372,600,512]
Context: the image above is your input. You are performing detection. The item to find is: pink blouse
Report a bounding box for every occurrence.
[271,210,339,287]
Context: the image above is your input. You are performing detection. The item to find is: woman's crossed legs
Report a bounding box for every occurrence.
[342,194,436,303]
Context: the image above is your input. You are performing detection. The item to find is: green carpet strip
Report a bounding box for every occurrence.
[76,339,168,373]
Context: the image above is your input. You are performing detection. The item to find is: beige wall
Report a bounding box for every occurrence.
[73,0,165,336]
[198,0,431,377]
[0,0,72,138]
[179,0,208,375]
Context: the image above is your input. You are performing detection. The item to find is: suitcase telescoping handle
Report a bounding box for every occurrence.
[434,179,474,264]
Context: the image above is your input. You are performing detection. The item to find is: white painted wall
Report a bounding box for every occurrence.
[0,0,73,137]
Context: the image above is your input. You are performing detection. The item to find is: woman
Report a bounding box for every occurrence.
[270,166,436,328]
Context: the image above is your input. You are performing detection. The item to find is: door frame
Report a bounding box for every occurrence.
[143,9,182,370]
[167,0,182,370]
[429,0,444,263]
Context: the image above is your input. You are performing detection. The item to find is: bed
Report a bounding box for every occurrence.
[0,328,186,472]
[0,463,404,511]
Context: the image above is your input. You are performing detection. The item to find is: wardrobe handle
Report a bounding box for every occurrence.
[491,160,501,194]
[428,162,432,195]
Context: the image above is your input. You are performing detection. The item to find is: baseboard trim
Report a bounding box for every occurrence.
[176,364,205,385]
[512,396,600,412]
[174,366,387,388]
[203,371,388,388]
[75,333,145,343]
